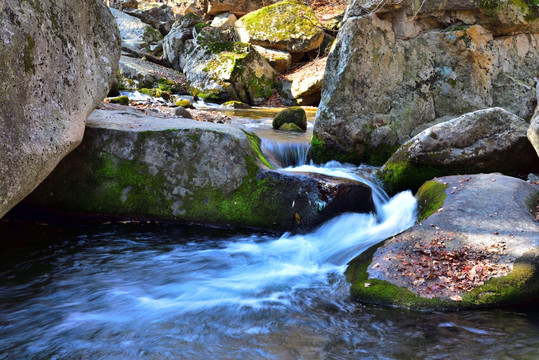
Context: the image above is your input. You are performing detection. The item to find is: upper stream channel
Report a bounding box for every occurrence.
[1,104,538,359]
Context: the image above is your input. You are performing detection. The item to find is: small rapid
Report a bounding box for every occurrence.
[0,162,417,358]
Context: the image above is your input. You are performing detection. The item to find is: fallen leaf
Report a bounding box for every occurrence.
[450,295,463,302]
[364,283,371,288]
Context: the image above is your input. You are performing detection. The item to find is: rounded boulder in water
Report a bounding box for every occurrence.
[273,107,307,131]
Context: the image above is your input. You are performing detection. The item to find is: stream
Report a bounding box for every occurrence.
[1,106,538,359]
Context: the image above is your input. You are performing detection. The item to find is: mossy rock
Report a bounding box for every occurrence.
[310,133,365,165]
[272,106,307,130]
[279,123,304,132]
[175,100,194,108]
[222,100,251,109]
[24,109,377,232]
[108,95,130,106]
[234,0,325,53]
[346,174,539,311]
[140,87,172,101]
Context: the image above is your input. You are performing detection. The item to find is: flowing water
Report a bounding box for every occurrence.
[2,105,539,358]
[1,163,538,359]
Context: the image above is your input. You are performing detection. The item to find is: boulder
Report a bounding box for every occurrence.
[124,4,176,35]
[210,12,237,30]
[313,1,539,165]
[205,0,280,17]
[377,108,539,194]
[253,45,292,73]
[234,1,325,53]
[273,107,307,131]
[346,174,539,310]
[277,70,324,106]
[180,27,276,104]
[528,83,539,158]
[110,7,163,53]
[163,13,202,70]
[118,55,185,92]
[25,109,375,231]
[0,0,121,218]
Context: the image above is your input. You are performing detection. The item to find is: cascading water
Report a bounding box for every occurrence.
[1,162,538,358]
[261,140,311,168]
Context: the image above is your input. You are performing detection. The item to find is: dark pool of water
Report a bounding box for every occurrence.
[0,221,538,360]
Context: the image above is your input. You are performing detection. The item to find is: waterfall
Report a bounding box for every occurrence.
[261,140,311,168]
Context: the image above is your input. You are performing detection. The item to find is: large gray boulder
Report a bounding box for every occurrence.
[234,1,325,53]
[25,109,375,231]
[377,108,539,193]
[180,27,276,104]
[313,0,539,165]
[0,0,121,218]
[346,173,539,310]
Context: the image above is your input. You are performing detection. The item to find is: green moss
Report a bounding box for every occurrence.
[247,75,274,100]
[310,133,364,165]
[366,143,400,167]
[23,35,36,74]
[376,159,444,194]
[478,0,539,20]
[415,181,449,221]
[241,0,323,44]
[175,100,193,108]
[346,242,539,311]
[222,101,251,109]
[108,95,130,106]
[279,123,304,132]
[194,22,210,33]
[242,130,273,169]
[140,88,172,101]
[273,107,307,130]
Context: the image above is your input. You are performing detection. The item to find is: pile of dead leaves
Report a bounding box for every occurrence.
[377,236,512,301]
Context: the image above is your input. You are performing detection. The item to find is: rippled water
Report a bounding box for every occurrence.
[1,164,538,359]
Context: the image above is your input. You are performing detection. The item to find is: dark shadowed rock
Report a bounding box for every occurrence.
[0,0,121,218]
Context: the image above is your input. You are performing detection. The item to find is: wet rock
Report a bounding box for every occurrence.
[124,4,176,35]
[110,7,163,53]
[313,0,539,165]
[377,108,539,193]
[346,173,539,310]
[273,107,307,131]
[0,0,120,218]
[25,109,374,231]
[234,1,325,53]
[180,27,276,104]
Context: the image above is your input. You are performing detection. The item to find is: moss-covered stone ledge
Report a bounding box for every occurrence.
[376,108,539,194]
[25,108,375,232]
[345,174,539,310]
